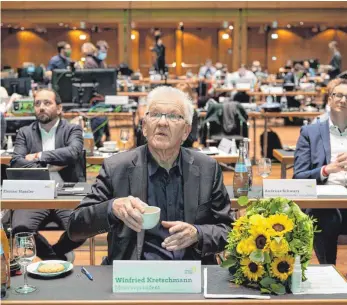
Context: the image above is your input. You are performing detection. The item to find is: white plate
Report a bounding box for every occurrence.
[27,260,73,277]
[98,147,119,153]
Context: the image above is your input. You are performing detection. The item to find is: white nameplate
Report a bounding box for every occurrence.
[113,261,201,293]
[263,179,317,199]
[105,95,129,105]
[2,180,56,199]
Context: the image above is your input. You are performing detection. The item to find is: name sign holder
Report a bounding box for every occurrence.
[263,179,317,199]
[2,180,56,199]
[113,260,201,293]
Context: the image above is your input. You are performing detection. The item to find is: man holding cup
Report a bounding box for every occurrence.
[68,86,234,264]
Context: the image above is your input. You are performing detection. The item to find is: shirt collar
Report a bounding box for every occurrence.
[147,147,183,177]
[329,117,347,137]
[39,118,60,136]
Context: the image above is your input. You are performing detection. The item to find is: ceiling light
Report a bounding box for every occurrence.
[172,62,176,67]
[300,22,304,25]
[222,33,229,40]
[287,24,291,29]
[229,25,234,30]
[59,23,64,26]
[131,34,136,40]
[79,34,87,40]
[181,62,186,67]
[272,56,277,61]
[271,33,279,39]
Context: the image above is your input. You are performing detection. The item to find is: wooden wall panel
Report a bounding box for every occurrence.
[218,30,233,71]
[267,29,347,73]
[182,29,218,74]
[247,27,267,70]
[1,28,118,69]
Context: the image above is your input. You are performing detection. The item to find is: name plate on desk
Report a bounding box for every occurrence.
[113,261,201,293]
[2,180,55,199]
[263,179,317,199]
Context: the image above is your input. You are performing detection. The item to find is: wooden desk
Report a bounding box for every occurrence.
[248,91,318,97]
[1,155,11,165]
[63,112,133,119]
[2,195,347,210]
[117,92,148,97]
[273,149,295,178]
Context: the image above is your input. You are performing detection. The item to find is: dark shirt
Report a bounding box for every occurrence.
[142,150,185,260]
[83,55,106,69]
[329,51,342,79]
[47,55,70,71]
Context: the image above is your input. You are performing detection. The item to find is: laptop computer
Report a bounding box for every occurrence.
[6,168,50,180]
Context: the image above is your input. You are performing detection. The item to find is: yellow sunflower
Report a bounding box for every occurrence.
[236,237,256,255]
[240,258,265,282]
[270,238,289,257]
[249,214,269,228]
[233,216,248,232]
[271,255,295,281]
[268,214,294,236]
[249,226,271,251]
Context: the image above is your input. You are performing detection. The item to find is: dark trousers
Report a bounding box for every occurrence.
[12,209,85,260]
[306,208,347,265]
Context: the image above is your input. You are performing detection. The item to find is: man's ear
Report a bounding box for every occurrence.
[57,104,63,116]
[182,124,191,141]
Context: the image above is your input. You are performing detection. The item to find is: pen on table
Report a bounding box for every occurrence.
[81,266,93,281]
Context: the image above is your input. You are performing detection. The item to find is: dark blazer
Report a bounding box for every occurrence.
[293,119,330,183]
[68,145,234,264]
[11,119,85,182]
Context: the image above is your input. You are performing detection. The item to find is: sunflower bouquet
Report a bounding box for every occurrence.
[221,197,318,295]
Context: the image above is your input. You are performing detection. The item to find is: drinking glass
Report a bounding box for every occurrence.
[257,158,272,178]
[120,129,130,151]
[14,232,37,294]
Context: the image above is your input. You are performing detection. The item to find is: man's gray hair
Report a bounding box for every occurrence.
[146,86,194,125]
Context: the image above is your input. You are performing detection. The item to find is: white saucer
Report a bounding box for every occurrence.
[98,147,119,153]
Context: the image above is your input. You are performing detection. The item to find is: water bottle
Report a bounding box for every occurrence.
[83,119,95,156]
[7,136,13,150]
[291,256,302,294]
[233,141,249,198]
[280,95,288,111]
[243,138,253,190]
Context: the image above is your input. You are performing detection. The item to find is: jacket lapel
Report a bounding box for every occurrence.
[32,122,43,152]
[319,120,331,164]
[128,146,148,260]
[182,148,200,224]
[54,119,64,149]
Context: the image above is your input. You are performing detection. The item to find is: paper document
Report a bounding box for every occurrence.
[203,268,270,300]
[317,185,347,197]
[296,266,347,294]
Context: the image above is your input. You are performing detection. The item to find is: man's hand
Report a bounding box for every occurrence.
[25,153,40,161]
[161,221,198,251]
[112,196,147,232]
[325,153,347,175]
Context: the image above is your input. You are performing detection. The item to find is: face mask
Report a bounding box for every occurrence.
[97,51,107,61]
[65,50,71,58]
[27,66,35,73]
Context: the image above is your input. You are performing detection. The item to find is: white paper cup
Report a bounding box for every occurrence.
[141,206,161,230]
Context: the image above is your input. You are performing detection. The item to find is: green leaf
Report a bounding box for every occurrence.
[273,236,282,243]
[260,288,272,294]
[260,277,277,288]
[237,196,249,207]
[264,252,272,264]
[270,283,286,295]
[220,257,237,268]
[250,250,264,263]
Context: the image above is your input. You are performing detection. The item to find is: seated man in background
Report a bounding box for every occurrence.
[11,88,86,261]
[68,86,234,264]
[294,78,347,265]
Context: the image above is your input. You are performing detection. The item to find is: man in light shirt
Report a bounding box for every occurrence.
[11,88,85,261]
[294,78,347,265]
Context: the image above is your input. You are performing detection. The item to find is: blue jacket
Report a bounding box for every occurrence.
[294,120,330,184]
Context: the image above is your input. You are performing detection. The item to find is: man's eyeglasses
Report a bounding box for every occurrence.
[145,112,185,123]
[34,100,54,107]
[332,93,347,101]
